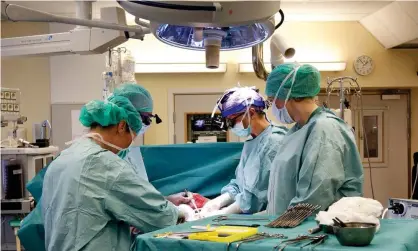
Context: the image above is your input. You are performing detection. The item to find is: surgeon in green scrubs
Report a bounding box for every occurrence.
[265,63,364,215]
[41,83,184,251]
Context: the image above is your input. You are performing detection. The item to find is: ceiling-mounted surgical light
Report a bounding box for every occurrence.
[118,0,282,69]
[152,23,274,68]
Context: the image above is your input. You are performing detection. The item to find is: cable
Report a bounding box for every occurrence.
[359,92,375,199]
[411,164,418,199]
[127,1,218,11]
[381,208,388,219]
[275,9,285,30]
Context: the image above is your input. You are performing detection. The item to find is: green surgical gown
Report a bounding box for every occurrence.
[41,138,178,251]
[267,108,364,215]
[221,125,288,213]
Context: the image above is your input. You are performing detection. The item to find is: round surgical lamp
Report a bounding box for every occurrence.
[118,1,281,69]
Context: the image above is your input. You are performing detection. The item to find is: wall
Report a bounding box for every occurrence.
[133,22,418,145]
[49,23,105,104]
[1,21,51,142]
[47,21,418,148]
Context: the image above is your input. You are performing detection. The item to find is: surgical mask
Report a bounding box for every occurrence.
[231,109,251,137]
[137,124,150,135]
[67,127,136,158]
[66,132,124,150]
[272,104,294,124]
[231,121,251,137]
[271,64,300,124]
[117,129,136,159]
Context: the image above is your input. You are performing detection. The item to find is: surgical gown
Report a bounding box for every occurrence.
[124,146,149,181]
[221,125,288,213]
[41,138,178,251]
[267,108,364,215]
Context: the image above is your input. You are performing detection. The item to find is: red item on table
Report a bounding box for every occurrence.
[188,193,209,209]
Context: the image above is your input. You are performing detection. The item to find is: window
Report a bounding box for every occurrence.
[363,115,379,158]
[359,110,386,166]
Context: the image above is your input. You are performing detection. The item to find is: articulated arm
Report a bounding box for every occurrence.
[1,2,150,57]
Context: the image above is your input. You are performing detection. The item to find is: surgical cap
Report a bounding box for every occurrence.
[218,86,267,117]
[79,83,153,134]
[112,82,153,113]
[265,63,321,100]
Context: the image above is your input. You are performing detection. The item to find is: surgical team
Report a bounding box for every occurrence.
[41,62,364,250]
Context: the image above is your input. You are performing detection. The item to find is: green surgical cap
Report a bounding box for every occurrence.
[265,63,321,100]
[112,82,153,113]
[79,83,153,134]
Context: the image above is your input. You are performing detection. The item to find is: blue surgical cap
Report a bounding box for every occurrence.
[217,86,267,117]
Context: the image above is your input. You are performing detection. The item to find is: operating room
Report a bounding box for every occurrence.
[1,1,418,251]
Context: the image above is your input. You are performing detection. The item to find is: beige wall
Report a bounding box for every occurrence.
[1,21,51,141]
[1,21,417,151]
[134,21,418,146]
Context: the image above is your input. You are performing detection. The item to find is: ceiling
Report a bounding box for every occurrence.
[5,0,394,22]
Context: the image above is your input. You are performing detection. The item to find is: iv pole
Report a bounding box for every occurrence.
[326,76,375,199]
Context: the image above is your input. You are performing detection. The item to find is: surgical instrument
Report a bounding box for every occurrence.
[213,223,260,228]
[184,189,199,210]
[213,215,271,222]
[154,230,212,238]
[274,234,327,251]
[266,203,321,228]
[300,235,328,249]
[231,232,287,251]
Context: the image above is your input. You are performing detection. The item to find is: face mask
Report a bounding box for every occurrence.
[271,64,300,124]
[231,109,251,137]
[138,124,150,135]
[231,121,251,137]
[117,129,136,159]
[272,104,294,124]
[65,125,136,157]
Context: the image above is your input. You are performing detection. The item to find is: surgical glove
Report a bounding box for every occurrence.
[177,204,197,222]
[201,203,241,218]
[167,192,192,206]
[218,202,241,215]
[177,207,186,224]
[200,193,234,215]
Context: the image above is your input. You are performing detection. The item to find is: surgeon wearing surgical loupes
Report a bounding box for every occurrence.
[200,87,288,217]
[264,63,364,215]
[42,83,188,251]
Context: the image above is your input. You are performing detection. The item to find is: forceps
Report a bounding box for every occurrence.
[213,215,270,222]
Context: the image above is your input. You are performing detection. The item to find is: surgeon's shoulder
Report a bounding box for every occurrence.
[309,111,354,139]
[89,150,134,176]
[271,124,289,136]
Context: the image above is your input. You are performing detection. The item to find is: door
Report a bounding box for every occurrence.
[173,94,241,144]
[318,93,409,206]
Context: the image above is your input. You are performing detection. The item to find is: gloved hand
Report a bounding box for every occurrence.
[200,193,234,216]
[167,192,192,206]
[200,203,242,218]
[176,207,186,224]
[177,204,198,222]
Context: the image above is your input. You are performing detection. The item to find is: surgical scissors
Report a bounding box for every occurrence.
[213,215,271,222]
